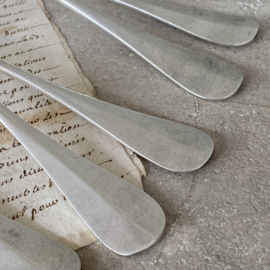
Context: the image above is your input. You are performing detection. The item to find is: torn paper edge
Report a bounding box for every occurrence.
[37,0,146,179]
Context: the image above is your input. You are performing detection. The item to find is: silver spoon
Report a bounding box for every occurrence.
[0,214,81,270]
[55,0,243,100]
[0,60,214,172]
[110,0,259,46]
[0,104,165,256]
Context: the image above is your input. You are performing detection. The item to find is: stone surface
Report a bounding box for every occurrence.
[43,0,270,269]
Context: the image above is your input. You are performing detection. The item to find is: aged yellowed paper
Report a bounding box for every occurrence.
[0,0,145,250]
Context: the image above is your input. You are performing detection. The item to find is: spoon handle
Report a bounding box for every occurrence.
[0,103,165,256]
[0,60,214,172]
[0,214,81,270]
[110,0,258,46]
[55,0,243,100]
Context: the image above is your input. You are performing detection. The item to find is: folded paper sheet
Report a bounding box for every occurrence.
[0,0,145,250]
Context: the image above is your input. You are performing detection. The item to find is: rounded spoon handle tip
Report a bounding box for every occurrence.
[0,102,166,256]
[110,0,259,47]
[55,0,243,100]
[0,59,214,172]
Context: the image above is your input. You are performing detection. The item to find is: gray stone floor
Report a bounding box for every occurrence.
[44,0,270,269]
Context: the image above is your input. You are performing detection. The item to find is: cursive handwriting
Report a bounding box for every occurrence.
[0,88,16,98]
[28,93,43,102]
[3,97,23,107]
[14,98,52,114]
[0,48,35,60]
[28,117,39,125]
[0,138,21,153]
[49,179,54,188]
[0,12,12,19]
[10,205,28,220]
[33,184,45,193]
[1,188,30,204]
[31,199,58,220]
[98,159,113,166]
[0,177,13,187]
[15,56,45,67]
[1,0,26,11]
[15,16,27,22]
[0,155,28,169]
[48,123,86,136]
[20,167,44,179]
[43,110,72,122]
[81,149,95,157]
[0,34,39,49]
[60,136,85,148]
[0,21,10,27]
[0,77,13,85]
[0,85,29,99]
[5,27,29,36]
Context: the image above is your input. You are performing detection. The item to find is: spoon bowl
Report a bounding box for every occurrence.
[0,60,214,172]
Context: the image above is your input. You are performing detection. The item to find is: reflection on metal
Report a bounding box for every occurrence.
[111,0,259,46]
[0,214,81,270]
[55,0,244,100]
[0,104,166,256]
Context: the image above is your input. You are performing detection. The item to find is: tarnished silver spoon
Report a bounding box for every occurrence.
[0,60,214,172]
[0,214,81,270]
[55,0,243,100]
[0,104,165,256]
[110,0,259,46]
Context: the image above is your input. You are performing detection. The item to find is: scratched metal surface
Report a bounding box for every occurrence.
[44,0,270,269]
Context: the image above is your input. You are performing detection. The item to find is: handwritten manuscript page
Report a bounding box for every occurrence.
[0,0,145,250]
